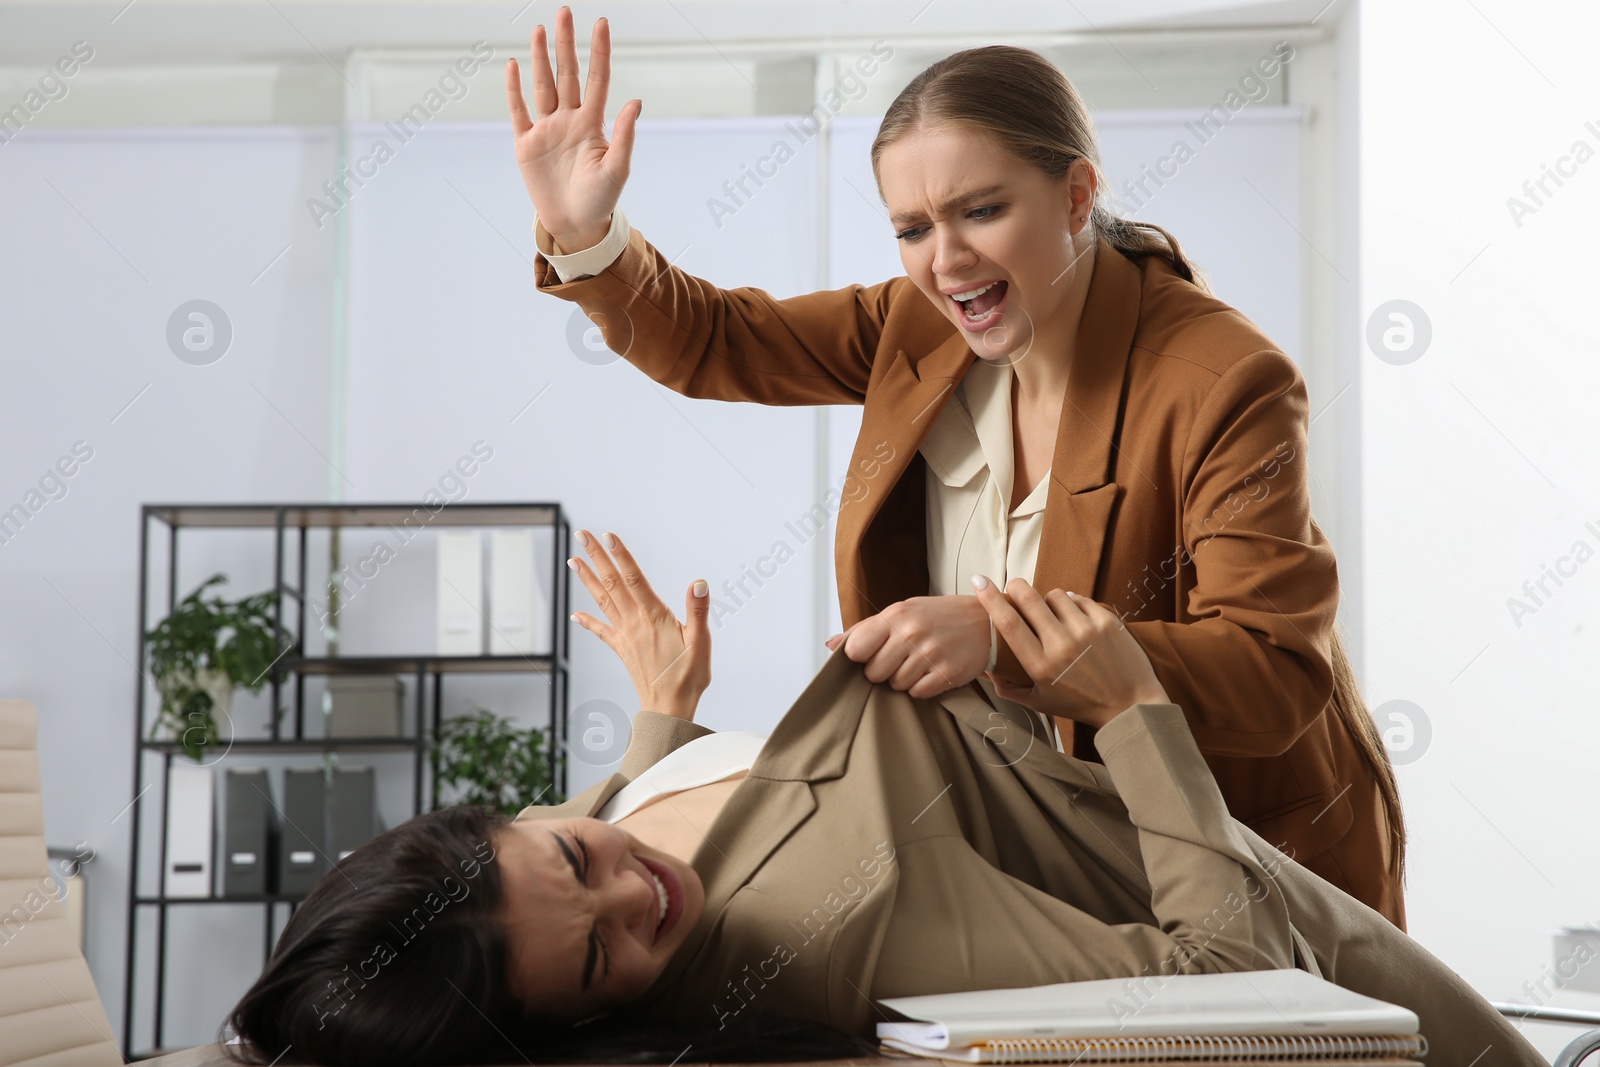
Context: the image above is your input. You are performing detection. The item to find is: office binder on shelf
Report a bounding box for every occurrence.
[278,767,326,896]
[490,528,544,656]
[330,765,380,862]
[222,768,274,898]
[437,530,484,655]
[164,762,215,898]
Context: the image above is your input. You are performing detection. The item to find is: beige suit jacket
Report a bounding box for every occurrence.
[514,649,1539,1064]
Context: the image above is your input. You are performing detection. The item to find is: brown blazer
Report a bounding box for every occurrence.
[513,648,1538,1064]
[532,228,1403,927]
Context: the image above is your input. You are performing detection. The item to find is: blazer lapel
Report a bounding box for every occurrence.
[641,648,872,994]
[834,341,975,620]
[1035,238,1141,603]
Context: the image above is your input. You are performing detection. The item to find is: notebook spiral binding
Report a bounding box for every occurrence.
[981,1031,1429,1063]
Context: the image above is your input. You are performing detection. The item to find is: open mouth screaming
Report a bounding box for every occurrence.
[950,280,1008,330]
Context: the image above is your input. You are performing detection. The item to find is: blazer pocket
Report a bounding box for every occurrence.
[1247,786,1355,865]
[1248,791,1323,824]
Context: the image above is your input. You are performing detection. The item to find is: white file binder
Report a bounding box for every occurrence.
[490,528,543,656]
[437,530,484,655]
[164,762,215,898]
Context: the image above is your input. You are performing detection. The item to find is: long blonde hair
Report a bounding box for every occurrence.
[870,44,1406,894]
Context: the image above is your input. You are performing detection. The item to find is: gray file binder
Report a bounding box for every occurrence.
[330,766,379,863]
[222,768,273,898]
[279,767,326,896]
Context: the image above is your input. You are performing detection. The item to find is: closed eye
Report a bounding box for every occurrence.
[551,831,610,990]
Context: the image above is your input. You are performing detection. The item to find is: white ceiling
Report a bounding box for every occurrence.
[0,0,1345,66]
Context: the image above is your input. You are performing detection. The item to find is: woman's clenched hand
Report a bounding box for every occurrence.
[568,530,710,721]
[505,6,640,250]
[823,594,992,700]
[970,575,1170,729]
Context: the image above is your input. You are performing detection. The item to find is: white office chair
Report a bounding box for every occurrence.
[1493,1003,1600,1066]
[0,699,123,1067]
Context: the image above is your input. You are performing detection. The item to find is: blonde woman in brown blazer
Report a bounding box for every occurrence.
[506,9,1406,928]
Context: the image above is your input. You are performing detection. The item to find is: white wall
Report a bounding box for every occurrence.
[1361,0,1600,1059]
[341,117,830,772]
[0,126,339,1049]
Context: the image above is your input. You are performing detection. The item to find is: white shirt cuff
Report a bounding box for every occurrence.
[531,207,630,283]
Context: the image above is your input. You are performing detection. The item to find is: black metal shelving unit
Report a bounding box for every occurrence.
[121,502,571,1058]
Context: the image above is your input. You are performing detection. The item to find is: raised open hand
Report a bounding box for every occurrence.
[505,6,641,250]
[568,529,711,721]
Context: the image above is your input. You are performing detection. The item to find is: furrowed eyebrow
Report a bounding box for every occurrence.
[549,830,600,991]
[889,184,1006,226]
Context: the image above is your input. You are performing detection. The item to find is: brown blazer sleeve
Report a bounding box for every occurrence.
[1118,349,1337,758]
[533,223,901,406]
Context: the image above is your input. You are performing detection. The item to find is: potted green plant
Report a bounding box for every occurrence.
[145,572,297,761]
[432,705,564,814]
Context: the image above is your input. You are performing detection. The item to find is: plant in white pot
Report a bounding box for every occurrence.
[145,573,297,761]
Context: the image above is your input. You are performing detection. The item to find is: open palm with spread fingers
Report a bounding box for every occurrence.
[505,5,641,250]
[568,529,711,722]
[970,576,1170,730]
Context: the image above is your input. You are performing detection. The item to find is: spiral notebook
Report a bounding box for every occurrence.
[874,968,1427,1063]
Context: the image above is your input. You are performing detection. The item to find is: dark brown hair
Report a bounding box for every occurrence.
[224,805,528,1065]
[223,804,877,1065]
[869,43,1406,905]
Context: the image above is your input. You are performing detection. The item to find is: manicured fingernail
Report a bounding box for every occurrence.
[693,579,707,598]
[604,532,617,548]
[971,574,990,590]
[569,613,578,622]
[566,557,578,572]
[577,530,590,546]
[1066,590,1076,597]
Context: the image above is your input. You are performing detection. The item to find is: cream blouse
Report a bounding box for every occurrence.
[918,356,1063,753]
[535,209,1062,753]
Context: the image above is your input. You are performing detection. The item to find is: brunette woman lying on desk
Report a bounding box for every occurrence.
[224,530,1541,1067]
